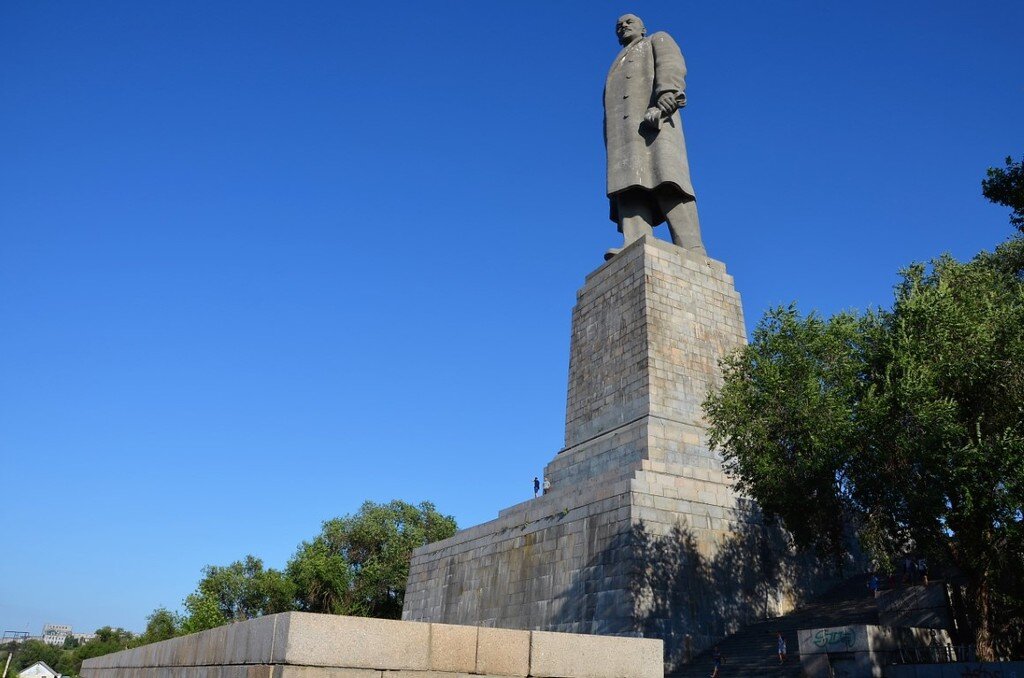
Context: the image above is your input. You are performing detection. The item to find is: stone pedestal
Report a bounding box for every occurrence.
[403,237,819,670]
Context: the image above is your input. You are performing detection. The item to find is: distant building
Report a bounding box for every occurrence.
[41,624,72,646]
[19,661,61,678]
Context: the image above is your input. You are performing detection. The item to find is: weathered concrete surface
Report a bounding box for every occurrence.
[403,238,834,671]
[81,612,661,678]
[428,623,477,673]
[530,630,662,678]
[279,614,430,670]
[80,614,282,669]
[475,627,530,676]
[82,669,275,678]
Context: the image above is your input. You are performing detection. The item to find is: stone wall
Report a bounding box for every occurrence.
[798,625,956,678]
[81,612,663,678]
[403,478,635,634]
[403,237,832,671]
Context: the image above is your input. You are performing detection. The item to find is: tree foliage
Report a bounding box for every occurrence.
[705,238,1024,659]
[705,306,872,567]
[983,155,1024,232]
[2,500,454,675]
[72,628,135,667]
[170,499,457,631]
[186,555,295,623]
[179,591,227,635]
[285,537,352,615]
[139,608,181,645]
[1,627,140,678]
[287,500,457,618]
[3,639,66,676]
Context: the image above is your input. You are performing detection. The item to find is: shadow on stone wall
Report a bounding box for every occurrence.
[628,512,838,669]
[545,509,837,671]
[633,519,759,667]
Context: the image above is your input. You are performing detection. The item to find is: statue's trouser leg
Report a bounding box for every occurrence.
[660,191,706,256]
[617,191,655,247]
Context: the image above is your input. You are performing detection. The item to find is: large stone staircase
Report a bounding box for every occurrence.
[670,575,881,677]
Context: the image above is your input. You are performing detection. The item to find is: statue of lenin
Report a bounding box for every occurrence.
[604,14,705,260]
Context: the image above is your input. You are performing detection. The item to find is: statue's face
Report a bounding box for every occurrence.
[616,14,645,46]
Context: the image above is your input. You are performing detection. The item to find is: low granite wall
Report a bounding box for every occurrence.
[81,612,663,678]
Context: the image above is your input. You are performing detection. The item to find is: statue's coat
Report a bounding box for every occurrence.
[604,31,695,225]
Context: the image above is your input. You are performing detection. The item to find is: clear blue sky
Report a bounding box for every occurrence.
[1,1,1021,635]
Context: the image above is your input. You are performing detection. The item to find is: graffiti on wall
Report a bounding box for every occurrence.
[813,628,856,650]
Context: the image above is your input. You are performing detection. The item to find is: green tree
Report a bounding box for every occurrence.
[138,608,181,645]
[2,626,154,678]
[8,639,63,674]
[705,238,1024,659]
[54,645,79,677]
[0,646,13,677]
[71,627,137,675]
[185,555,295,623]
[982,155,1024,232]
[287,538,353,614]
[287,500,457,618]
[179,591,228,635]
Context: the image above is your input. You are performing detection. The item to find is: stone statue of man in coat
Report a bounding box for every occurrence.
[604,14,705,260]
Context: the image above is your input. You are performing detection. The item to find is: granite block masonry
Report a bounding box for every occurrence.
[80,612,663,678]
[403,237,830,671]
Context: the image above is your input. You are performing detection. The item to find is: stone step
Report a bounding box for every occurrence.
[669,575,882,677]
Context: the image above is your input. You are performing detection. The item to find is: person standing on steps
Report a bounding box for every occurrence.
[710,645,724,678]
[543,477,551,495]
[533,476,540,498]
[777,632,787,664]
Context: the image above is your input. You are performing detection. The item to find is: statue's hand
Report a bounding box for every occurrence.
[656,91,679,115]
[643,107,662,128]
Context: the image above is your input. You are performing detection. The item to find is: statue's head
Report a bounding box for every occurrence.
[616,14,646,46]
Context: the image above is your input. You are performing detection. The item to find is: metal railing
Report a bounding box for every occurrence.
[879,644,977,665]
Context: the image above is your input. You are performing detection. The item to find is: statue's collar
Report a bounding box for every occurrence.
[616,37,648,62]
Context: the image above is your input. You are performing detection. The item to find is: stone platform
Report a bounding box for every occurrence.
[80,612,662,678]
[402,237,830,670]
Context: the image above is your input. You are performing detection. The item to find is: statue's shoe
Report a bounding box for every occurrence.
[603,248,622,261]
